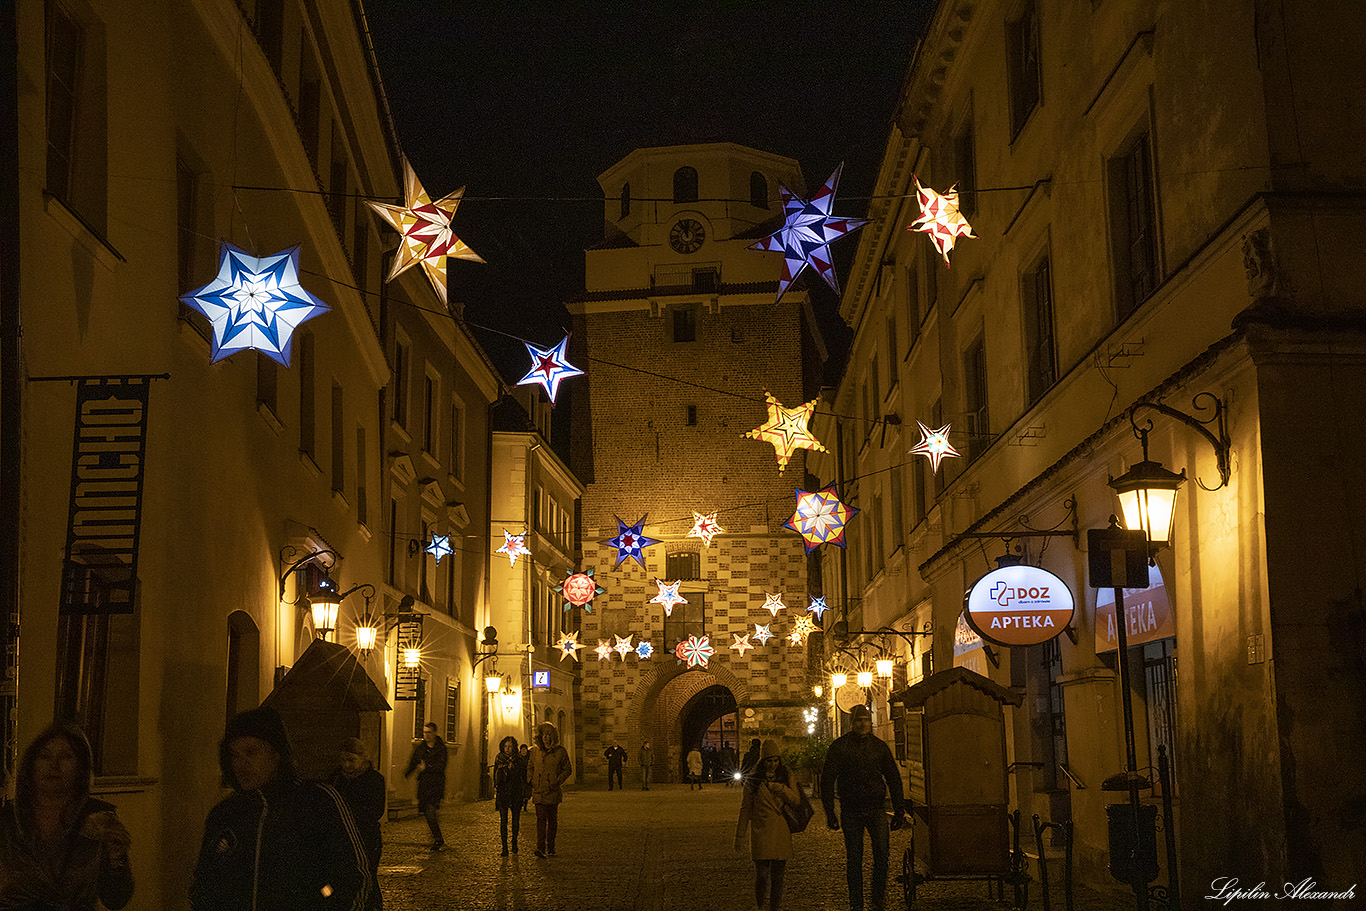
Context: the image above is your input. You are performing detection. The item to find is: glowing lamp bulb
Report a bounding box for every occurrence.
[813,684,824,698]
[485,674,502,694]
[402,647,421,668]
[733,772,743,781]
[876,658,894,678]
[355,624,378,653]
[831,672,847,688]
[857,670,874,688]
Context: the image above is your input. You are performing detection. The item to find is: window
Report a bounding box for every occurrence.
[1006,1,1042,137]
[750,172,768,209]
[255,0,284,73]
[860,380,871,443]
[299,332,315,459]
[905,262,921,351]
[423,373,438,454]
[665,590,705,647]
[225,611,260,723]
[419,518,431,603]
[328,122,348,232]
[55,604,140,776]
[666,550,700,581]
[177,155,211,339]
[449,401,464,478]
[620,182,630,219]
[931,399,946,496]
[393,339,409,428]
[693,268,718,294]
[911,455,927,524]
[869,355,880,418]
[673,166,698,203]
[299,46,321,168]
[872,494,885,570]
[685,404,698,426]
[964,337,989,462]
[670,305,697,343]
[256,353,277,415]
[387,497,400,585]
[885,317,898,385]
[954,116,978,217]
[46,2,106,231]
[1110,130,1160,321]
[532,580,544,646]
[413,677,426,739]
[924,240,938,309]
[330,382,344,493]
[355,426,368,526]
[1023,252,1058,405]
[445,681,460,744]
[890,465,904,545]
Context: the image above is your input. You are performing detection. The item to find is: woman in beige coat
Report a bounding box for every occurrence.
[528,722,572,857]
[734,739,800,911]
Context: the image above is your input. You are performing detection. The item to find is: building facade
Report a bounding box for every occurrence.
[825,0,1366,901]
[568,143,827,785]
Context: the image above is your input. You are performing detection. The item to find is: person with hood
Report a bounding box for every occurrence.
[638,740,653,791]
[329,737,386,909]
[528,722,572,857]
[189,706,373,911]
[0,722,133,910]
[404,722,448,851]
[734,739,801,911]
[492,735,526,855]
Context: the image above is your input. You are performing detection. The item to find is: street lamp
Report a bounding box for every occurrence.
[875,657,895,678]
[307,579,342,639]
[856,670,874,688]
[831,671,847,688]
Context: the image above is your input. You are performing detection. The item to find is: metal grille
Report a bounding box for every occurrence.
[1144,640,1178,783]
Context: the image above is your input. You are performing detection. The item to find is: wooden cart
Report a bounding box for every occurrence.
[890,666,1030,908]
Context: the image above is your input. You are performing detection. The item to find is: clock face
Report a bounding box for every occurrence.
[669,218,705,254]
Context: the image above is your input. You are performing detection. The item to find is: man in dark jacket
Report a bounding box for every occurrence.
[404,722,448,850]
[602,741,627,791]
[740,737,762,779]
[190,707,373,911]
[820,704,906,911]
[330,737,386,910]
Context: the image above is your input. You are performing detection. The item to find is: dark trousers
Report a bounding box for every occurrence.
[607,766,623,790]
[420,799,444,847]
[499,805,520,851]
[535,801,559,852]
[840,807,891,911]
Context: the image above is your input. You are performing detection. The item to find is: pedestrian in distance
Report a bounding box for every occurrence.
[820,704,906,911]
[603,740,627,791]
[734,739,801,911]
[639,740,654,790]
[0,722,133,910]
[529,721,572,857]
[329,737,386,911]
[740,737,762,780]
[404,721,448,851]
[190,706,374,911]
[493,735,527,856]
[721,741,738,787]
[518,744,532,812]
[686,745,703,790]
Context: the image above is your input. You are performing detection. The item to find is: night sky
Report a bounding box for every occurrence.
[362,2,934,383]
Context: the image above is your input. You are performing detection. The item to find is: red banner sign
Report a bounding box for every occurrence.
[1093,564,1175,653]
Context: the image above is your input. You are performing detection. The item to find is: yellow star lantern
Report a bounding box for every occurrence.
[368,159,484,309]
[745,391,827,471]
[789,614,818,644]
[909,421,961,473]
[909,175,977,267]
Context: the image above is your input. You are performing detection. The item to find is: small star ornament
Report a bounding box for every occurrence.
[496,529,531,567]
[594,640,614,661]
[753,623,774,645]
[784,483,859,553]
[745,391,828,471]
[676,635,715,668]
[555,631,583,661]
[650,580,688,617]
[180,242,330,365]
[368,159,484,308]
[516,335,584,405]
[729,634,754,656]
[748,164,868,303]
[762,593,787,618]
[909,421,961,473]
[807,596,830,621]
[603,515,662,570]
[688,513,724,547]
[425,534,453,563]
[909,175,977,267]
[613,635,635,659]
[635,640,655,660]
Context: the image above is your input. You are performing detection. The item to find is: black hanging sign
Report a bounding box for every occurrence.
[394,615,424,700]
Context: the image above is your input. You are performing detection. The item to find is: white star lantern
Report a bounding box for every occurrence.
[496,529,531,567]
[179,242,330,366]
[730,633,754,656]
[687,513,723,547]
[650,580,688,616]
[909,175,977,267]
[753,623,774,645]
[763,593,787,618]
[909,421,961,473]
[425,534,453,563]
[613,635,634,659]
[516,335,584,405]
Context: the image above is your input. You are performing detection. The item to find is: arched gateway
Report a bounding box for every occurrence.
[631,663,748,784]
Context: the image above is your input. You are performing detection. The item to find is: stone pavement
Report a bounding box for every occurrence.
[379,784,1135,911]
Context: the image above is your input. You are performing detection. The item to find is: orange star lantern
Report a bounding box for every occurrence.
[745,391,827,471]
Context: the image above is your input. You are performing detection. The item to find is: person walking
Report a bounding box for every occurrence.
[740,737,762,780]
[529,722,572,857]
[518,744,533,812]
[721,741,738,786]
[329,737,386,910]
[820,704,906,911]
[734,739,801,911]
[0,722,134,910]
[639,740,654,790]
[603,741,627,791]
[493,736,527,856]
[404,722,448,851]
[686,745,703,790]
[190,706,373,910]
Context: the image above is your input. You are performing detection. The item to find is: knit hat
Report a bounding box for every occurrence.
[760,738,782,760]
[219,706,297,789]
[850,703,872,719]
[340,736,366,757]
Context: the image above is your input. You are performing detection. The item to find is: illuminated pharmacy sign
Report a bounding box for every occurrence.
[1093,563,1174,653]
[965,564,1075,647]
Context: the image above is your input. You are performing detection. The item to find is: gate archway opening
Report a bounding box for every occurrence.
[678,684,739,782]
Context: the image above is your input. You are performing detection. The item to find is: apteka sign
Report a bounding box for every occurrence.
[965,564,1075,647]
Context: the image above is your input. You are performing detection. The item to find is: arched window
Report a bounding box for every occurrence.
[545,707,554,723]
[620,182,631,219]
[226,611,260,722]
[750,172,768,209]
[673,166,698,203]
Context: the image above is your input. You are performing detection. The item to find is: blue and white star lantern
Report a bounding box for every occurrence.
[425,534,453,563]
[747,165,868,304]
[650,579,688,616]
[635,640,655,660]
[807,596,830,621]
[753,623,774,645]
[602,515,662,570]
[180,242,330,365]
[516,335,583,405]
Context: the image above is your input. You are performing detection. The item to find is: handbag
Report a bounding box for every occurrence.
[781,785,815,833]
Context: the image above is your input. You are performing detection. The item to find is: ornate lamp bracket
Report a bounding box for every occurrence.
[1127,393,1231,491]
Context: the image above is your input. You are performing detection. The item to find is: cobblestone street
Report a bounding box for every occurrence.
[379,785,1134,910]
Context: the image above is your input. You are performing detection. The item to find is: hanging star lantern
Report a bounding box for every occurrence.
[762,593,787,618]
[635,640,655,660]
[783,483,859,553]
[730,633,754,656]
[790,614,818,643]
[753,623,774,645]
[180,242,330,366]
[676,634,715,668]
[688,513,724,547]
[649,579,688,616]
[367,159,484,308]
[613,634,635,659]
[807,596,830,621]
[496,529,531,567]
[602,515,662,570]
[557,568,604,613]
[909,175,977,267]
[909,421,961,473]
[748,164,868,303]
[516,335,583,405]
[787,629,805,645]
[745,392,828,471]
[594,640,614,662]
[425,534,453,563]
[555,631,583,661]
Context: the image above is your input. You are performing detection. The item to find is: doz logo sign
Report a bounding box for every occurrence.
[965,564,1075,647]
